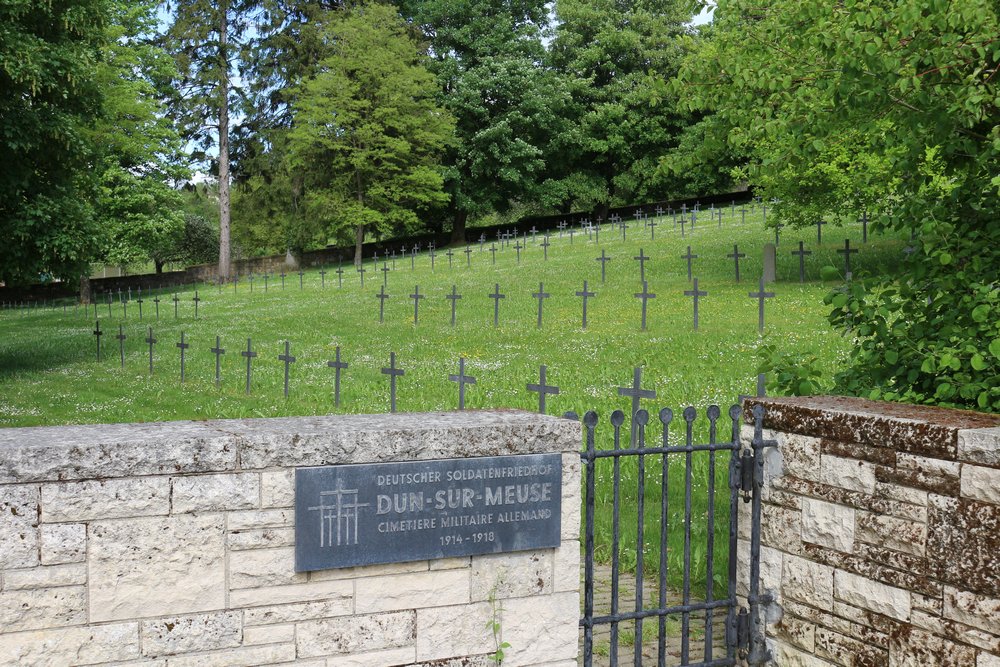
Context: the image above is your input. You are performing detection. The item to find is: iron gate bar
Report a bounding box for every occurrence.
[726,406,741,665]
[579,403,770,667]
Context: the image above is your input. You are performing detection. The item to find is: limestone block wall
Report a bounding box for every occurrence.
[0,411,582,666]
[740,396,1000,667]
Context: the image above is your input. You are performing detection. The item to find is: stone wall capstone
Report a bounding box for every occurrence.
[0,410,582,666]
[740,396,1000,667]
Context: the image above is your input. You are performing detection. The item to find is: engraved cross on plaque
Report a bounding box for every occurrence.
[308,481,370,547]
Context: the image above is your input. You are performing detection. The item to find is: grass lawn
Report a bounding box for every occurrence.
[0,205,907,592]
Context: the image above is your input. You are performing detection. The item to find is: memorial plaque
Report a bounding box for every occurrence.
[295,453,562,571]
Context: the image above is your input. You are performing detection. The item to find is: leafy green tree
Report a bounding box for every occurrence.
[547,0,699,218]
[0,0,107,286]
[405,0,572,241]
[95,0,189,274]
[286,1,454,265]
[678,0,1000,411]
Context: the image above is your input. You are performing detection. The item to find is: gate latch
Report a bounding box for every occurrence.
[736,607,750,654]
[739,450,755,503]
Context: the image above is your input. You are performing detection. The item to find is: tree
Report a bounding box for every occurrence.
[94,0,189,275]
[0,0,106,286]
[286,1,454,265]
[163,0,250,280]
[547,0,700,218]
[405,0,572,242]
[677,0,1000,411]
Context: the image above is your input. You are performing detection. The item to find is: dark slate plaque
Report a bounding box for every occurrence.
[295,453,562,572]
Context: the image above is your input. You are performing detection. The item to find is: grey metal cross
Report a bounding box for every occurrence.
[728,244,746,282]
[193,291,201,318]
[576,280,595,329]
[263,273,269,292]
[210,336,225,386]
[837,239,858,276]
[816,218,827,244]
[464,245,472,267]
[490,244,497,265]
[116,324,126,367]
[527,365,559,414]
[449,357,476,410]
[681,246,698,281]
[93,320,103,361]
[748,278,776,333]
[596,249,612,283]
[532,282,550,329]
[278,340,295,397]
[684,278,708,330]
[145,327,157,374]
[177,331,189,382]
[541,234,550,260]
[430,247,435,271]
[249,274,255,293]
[446,285,462,326]
[648,219,657,240]
[529,226,538,243]
[792,241,812,282]
[410,285,425,324]
[489,283,505,327]
[381,262,390,286]
[136,291,143,320]
[336,264,344,288]
[153,295,160,320]
[514,241,523,263]
[634,249,650,283]
[241,338,257,394]
[774,222,782,245]
[376,285,389,323]
[569,228,575,244]
[446,249,454,269]
[679,217,687,238]
[172,293,179,319]
[320,267,327,288]
[410,248,416,271]
[357,264,366,287]
[280,271,286,289]
[618,367,656,444]
[327,346,348,408]
[122,296,127,319]
[634,281,656,330]
[381,351,404,413]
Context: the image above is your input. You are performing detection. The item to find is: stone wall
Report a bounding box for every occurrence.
[741,396,1000,667]
[0,411,582,666]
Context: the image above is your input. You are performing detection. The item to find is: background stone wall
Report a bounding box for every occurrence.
[741,396,1000,667]
[0,411,581,666]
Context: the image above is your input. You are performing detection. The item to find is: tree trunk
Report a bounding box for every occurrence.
[354,173,364,267]
[216,0,232,283]
[450,209,468,244]
[354,224,364,267]
[155,260,164,274]
[78,275,91,305]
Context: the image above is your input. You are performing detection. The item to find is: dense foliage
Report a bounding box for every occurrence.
[678,0,1000,411]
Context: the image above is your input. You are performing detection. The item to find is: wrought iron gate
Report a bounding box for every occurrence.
[575,403,773,666]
